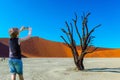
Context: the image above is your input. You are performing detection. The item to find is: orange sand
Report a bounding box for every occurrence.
[0,37,120,58]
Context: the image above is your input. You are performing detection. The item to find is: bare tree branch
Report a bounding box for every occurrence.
[70,23,73,37]
[87,47,98,53]
[83,24,101,50]
[60,36,71,48]
[88,24,101,37]
[72,14,83,49]
[61,28,68,34]
[85,36,95,49]
[84,13,90,35]
[61,28,71,43]
[65,21,71,34]
[65,22,74,45]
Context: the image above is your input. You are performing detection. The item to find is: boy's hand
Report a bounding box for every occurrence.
[19,26,31,32]
[28,27,32,30]
[19,26,25,32]
[24,27,29,30]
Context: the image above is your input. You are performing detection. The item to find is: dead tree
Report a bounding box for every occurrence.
[61,12,101,70]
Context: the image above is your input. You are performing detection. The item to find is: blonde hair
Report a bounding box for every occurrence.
[9,28,19,38]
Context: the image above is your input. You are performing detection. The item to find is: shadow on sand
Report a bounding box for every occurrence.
[84,68,120,73]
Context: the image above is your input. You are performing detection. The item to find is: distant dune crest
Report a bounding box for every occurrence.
[0,37,120,58]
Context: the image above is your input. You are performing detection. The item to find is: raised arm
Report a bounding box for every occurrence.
[19,26,32,42]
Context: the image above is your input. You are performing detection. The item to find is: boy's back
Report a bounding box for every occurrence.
[9,38,21,59]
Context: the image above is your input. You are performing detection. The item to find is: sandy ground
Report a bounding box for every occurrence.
[0,58,120,80]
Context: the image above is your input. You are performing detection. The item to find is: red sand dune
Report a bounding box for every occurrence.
[0,37,120,58]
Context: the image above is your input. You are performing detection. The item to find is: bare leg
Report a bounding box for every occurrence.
[11,74,16,80]
[18,74,24,80]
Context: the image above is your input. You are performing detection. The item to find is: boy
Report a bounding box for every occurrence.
[8,26,32,80]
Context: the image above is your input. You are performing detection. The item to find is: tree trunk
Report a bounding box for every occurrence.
[73,53,78,67]
[77,52,86,70]
[72,50,86,70]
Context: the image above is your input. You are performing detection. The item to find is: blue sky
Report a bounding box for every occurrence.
[0,0,120,48]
